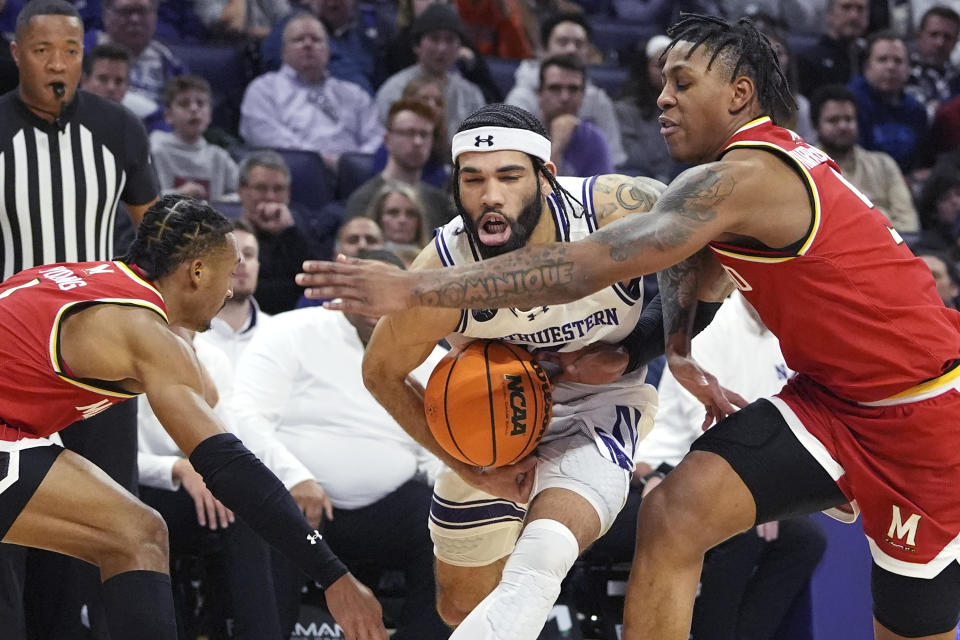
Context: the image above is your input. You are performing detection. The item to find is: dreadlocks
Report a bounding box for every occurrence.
[452,104,582,225]
[665,13,797,123]
[120,194,234,280]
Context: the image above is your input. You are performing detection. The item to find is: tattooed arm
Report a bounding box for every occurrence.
[298,162,751,316]
[660,249,747,426]
[410,163,744,308]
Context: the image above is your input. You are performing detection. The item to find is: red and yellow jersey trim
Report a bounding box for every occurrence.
[47,265,167,398]
[860,361,960,407]
[115,261,167,313]
[710,117,822,263]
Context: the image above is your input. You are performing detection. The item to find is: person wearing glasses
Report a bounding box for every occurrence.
[237,150,331,313]
[344,98,455,230]
[84,0,187,124]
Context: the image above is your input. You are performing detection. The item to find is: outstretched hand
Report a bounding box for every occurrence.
[297,255,415,317]
[666,351,748,429]
[324,573,388,640]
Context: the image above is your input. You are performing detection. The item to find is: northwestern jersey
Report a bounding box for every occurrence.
[0,260,166,440]
[709,117,960,403]
[434,176,655,470]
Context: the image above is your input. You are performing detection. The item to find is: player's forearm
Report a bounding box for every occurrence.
[364,371,474,477]
[406,167,730,311]
[658,252,708,358]
[408,237,619,309]
[189,433,348,587]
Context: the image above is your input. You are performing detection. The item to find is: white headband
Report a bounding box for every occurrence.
[451,126,552,164]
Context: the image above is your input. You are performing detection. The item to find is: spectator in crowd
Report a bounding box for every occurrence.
[371,74,452,190]
[231,248,451,640]
[80,42,142,253]
[384,0,439,76]
[906,5,960,121]
[260,0,390,94]
[240,12,382,172]
[346,98,454,229]
[367,181,431,250]
[631,292,827,640]
[849,31,929,172]
[85,0,188,122]
[797,0,869,96]
[538,54,613,176]
[335,216,384,256]
[196,219,270,367]
[812,84,920,232]
[376,3,485,142]
[196,0,288,40]
[294,217,384,308]
[150,75,239,201]
[80,42,129,102]
[383,0,502,101]
[237,150,322,313]
[614,35,683,181]
[916,249,960,310]
[506,12,626,167]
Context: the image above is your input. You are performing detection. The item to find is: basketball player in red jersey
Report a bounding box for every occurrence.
[300,14,960,640]
[0,195,386,640]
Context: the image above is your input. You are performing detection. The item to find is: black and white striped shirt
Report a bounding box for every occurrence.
[0,90,157,280]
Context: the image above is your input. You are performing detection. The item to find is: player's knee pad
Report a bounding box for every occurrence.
[451,519,580,640]
[872,560,960,637]
[534,434,630,535]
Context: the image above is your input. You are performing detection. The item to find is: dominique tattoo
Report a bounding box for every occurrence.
[409,166,735,310]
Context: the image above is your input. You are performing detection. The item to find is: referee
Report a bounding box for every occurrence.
[1,0,158,637]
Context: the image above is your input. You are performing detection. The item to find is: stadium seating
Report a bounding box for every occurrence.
[270,148,336,211]
[336,152,377,201]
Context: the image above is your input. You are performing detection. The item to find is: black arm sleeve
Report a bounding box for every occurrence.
[189,433,348,588]
[622,295,723,374]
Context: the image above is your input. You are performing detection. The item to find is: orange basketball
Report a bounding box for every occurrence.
[424,340,553,468]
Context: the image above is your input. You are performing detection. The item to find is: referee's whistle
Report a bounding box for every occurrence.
[52,83,65,99]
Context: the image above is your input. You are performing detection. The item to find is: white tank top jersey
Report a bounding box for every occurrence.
[433,175,656,471]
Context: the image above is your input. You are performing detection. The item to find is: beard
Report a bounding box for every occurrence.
[226,290,253,306]
[458,179,544,260]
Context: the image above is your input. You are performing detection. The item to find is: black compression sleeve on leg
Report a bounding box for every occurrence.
[622,296,723,374]
[189,432,348,588]
[102,570,177,640]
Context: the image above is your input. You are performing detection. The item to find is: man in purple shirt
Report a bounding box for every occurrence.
[240,11,383,172]
[537,54,613,177]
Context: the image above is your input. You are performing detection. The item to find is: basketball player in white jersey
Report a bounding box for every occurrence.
[360,104,672,639]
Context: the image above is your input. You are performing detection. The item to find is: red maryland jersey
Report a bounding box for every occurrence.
[708,117,960,403]
[0,261,166,440]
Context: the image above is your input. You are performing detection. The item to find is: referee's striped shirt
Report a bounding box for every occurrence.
[0,90,157,281]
